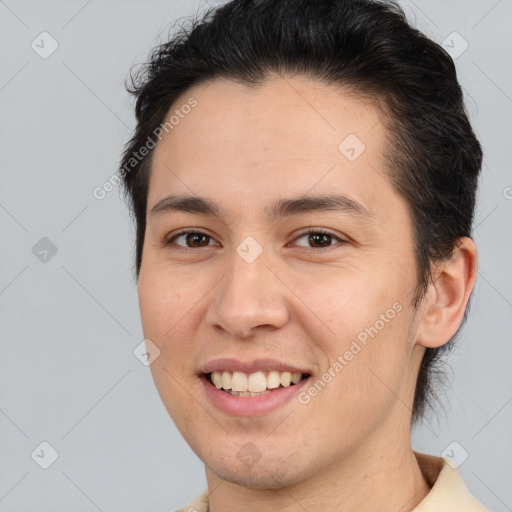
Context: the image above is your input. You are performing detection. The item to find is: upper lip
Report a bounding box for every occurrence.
[200,358,311,375]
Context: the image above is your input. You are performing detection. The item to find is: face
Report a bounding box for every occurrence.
[138,76,425,488]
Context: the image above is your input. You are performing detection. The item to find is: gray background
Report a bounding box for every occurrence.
[0,0,511,510]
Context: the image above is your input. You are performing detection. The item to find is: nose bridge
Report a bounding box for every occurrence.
[206,242,289,337]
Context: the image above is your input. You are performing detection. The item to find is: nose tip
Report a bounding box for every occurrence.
[205,258,290,339]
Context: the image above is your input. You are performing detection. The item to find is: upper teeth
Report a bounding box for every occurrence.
[211,370,303,392]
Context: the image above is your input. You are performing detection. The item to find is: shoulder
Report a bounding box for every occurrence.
[174,489,209,512]
[413,451,489,511]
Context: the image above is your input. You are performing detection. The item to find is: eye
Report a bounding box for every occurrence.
[163,228,347,252]
[291,228,347,250]
[165,230,218,249]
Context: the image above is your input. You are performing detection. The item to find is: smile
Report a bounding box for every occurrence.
[208,370,307,396]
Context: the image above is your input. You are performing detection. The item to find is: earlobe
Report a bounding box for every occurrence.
[415,237,478,349]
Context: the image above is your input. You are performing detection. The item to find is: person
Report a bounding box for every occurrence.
[119,0,489,510]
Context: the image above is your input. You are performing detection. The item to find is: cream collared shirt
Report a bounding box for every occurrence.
[176,451,489,511]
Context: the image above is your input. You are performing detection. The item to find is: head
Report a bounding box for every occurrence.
[120,0,481,488]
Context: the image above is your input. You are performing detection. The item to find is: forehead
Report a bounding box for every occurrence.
[149,75,390,215]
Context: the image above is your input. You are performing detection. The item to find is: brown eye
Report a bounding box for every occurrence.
[293,229,346,250]
[306,233,334,248]
[167,231,216,248]
[184,233,211,247]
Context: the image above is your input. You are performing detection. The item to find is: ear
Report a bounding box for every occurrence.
[415,237,478,348]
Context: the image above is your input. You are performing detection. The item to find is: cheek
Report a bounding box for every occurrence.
[137,268,198,385]
[138,264,198,337]
[289,263,400,345]
[301,312,412,443]
[139,268,205,424]
[291,266,412,409]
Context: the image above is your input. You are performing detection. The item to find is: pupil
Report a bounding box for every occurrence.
[187,233,209,247]
[309,233,331,248]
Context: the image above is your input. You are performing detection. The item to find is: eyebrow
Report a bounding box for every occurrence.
[149,193,373,220]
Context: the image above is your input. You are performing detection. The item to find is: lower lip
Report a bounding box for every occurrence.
[201,375,310,417]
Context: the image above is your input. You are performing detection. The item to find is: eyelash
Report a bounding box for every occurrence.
[164,228,348,253]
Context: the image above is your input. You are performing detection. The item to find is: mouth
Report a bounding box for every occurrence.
[206,370,310,397]
[200,364,312,416]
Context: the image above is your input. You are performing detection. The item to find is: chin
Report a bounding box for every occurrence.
[215,465,306,489]
[205,449,313,489]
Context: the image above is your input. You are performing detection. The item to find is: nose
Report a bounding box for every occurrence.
[204,248,290,339]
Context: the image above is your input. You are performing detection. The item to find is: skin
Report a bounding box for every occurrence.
[137,75,477,512]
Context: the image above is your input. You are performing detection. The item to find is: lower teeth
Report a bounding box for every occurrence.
[224,389,271,396]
